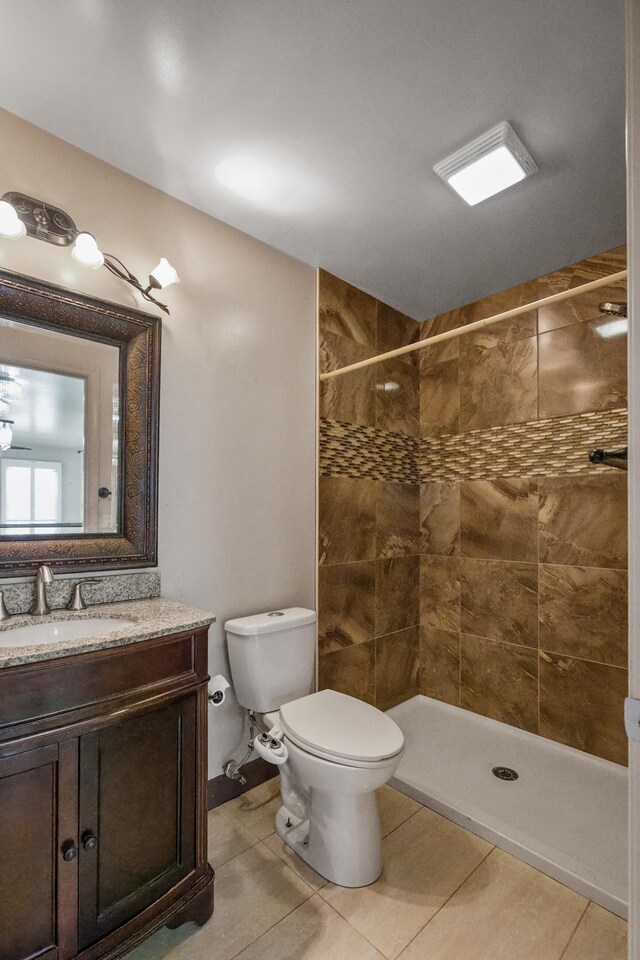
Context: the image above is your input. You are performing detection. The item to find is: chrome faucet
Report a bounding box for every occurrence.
[31,564,54,616]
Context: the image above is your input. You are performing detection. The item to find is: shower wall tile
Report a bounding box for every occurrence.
[537,246,627,333]
[318,641,376,706]
[376,482,420,558]
[420,481,460,556]
[318,248,628,753]
[538,564,627,666]
[419,308,464,365]
[318,561,376,655]
[460,478,538,562]
[320,331,376,426]
[458,336,538,431]
[460,559,538,648]
[420,555,460,632]
[460,634,538,733]
[419,356,459,437]
[538,318,627,419]
[376,302,420,353]
[539,652,627,765]
[318,269,376,352]
[375,356,419,436]
[319,477,376,564]
[421,306,469,339]
[376,556,420,636]
[375,626,420,711]
[463,280,538,348]
[420,626,460,706]
[538,473,627,568]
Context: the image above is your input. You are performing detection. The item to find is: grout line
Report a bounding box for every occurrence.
[315,896,387,957]
[223,869,317,960]
[377,802,425,843]
[393,845,496,957]
[460,631,539,653]
[538,648,629,671]
[557,902,591,960]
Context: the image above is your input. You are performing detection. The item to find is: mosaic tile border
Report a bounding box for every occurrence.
[320,409,627,483]
[420,408,628,481]
[319,418,419,482]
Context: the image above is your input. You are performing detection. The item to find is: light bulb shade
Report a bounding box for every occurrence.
[0,421,13,451]
[0,200,26,240]
[0,375,22,404]
[72,232,104,269]
[150,258,180,288]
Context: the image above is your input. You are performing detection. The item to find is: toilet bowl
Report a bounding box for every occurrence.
[265,689,404,886]
[224,608,404,887]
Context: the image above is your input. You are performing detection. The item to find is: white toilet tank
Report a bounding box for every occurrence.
[225,607,317,712]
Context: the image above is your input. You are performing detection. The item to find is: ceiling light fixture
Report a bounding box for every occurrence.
[0,192,179,314]
[434,121,538,206]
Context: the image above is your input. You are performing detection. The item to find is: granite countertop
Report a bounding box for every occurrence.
[0,597,215,668]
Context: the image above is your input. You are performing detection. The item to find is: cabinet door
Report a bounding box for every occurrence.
[0,741,78,960]
[77,696,196,949]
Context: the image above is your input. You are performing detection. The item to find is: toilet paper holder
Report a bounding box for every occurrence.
[208,674,231,705]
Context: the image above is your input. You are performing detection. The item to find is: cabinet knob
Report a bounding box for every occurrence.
[82,832,98,851]
[61,840,77,862]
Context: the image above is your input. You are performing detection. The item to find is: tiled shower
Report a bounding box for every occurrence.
[318,247,628,766]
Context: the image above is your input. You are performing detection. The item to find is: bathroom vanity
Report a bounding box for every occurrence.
[0,598,215,960]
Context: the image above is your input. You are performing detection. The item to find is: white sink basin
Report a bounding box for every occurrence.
[0,617,136,648]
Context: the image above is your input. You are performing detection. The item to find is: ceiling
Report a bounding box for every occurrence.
[0,0,627,319]
[1,365,85,450]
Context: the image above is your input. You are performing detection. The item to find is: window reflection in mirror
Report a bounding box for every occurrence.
[0,317,120,536]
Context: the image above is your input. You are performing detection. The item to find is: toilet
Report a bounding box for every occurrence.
[225,607,404,887]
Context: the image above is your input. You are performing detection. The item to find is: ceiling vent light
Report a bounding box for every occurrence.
[434,121,538,206]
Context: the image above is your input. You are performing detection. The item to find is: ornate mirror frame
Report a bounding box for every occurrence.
[0,268,160,576]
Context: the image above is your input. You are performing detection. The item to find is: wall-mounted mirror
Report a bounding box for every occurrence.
[0,268,160,576]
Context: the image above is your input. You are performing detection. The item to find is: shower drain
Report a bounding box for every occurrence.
[492,766,519,781]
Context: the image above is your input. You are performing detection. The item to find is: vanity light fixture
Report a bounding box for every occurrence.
[0,200,26,240]
[72,232,104,270]
[0,192,179,314]
[434,122,538,206]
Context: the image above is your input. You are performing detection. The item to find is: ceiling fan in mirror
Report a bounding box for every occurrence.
[0,418,31,452]
[0,373,31,452]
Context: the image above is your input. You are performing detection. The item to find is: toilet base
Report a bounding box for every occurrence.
[276,791,383,888]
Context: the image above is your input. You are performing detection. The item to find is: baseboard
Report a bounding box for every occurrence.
[207,757,278,809]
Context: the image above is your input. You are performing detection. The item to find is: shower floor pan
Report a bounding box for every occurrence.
[388,695,627,918]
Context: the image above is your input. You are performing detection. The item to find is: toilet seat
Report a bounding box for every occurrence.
[278,689,404,767]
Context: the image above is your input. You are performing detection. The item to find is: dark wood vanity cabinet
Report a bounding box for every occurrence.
[0,629,214,960]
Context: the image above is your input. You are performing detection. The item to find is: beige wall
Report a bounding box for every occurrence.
[0,107,317,776]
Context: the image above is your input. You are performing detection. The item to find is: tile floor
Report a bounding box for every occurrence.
[127,779,627,960]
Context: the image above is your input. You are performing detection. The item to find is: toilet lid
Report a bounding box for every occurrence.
[279,689,404,763]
